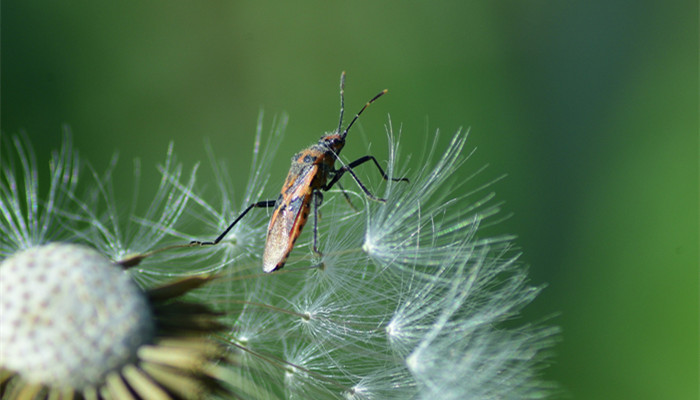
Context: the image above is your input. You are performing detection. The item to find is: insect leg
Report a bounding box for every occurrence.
[346,155,409,183]
[312,191,324,256]
[334,180,358,211]
[190,199,276,246]
[324,155,408,202]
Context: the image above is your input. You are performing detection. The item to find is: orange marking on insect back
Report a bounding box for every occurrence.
[262,163,318,272]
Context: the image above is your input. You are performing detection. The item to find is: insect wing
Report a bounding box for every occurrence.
[262,165,316,272]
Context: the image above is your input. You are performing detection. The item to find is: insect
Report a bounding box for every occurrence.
[192,71,407,272]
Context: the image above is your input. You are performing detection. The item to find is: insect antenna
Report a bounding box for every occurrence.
[340,84,388,139]
[337,71,346,134]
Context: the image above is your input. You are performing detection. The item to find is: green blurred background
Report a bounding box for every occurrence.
[2,1,697,398]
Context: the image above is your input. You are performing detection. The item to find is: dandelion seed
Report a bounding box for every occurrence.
[56,142,199,281]
[363,123,510,280]
[1,131,79,254]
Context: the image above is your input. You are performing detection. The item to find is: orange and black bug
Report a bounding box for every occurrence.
[192,72,407,272]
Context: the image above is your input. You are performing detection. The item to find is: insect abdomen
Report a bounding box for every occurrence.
[262,165,316,273]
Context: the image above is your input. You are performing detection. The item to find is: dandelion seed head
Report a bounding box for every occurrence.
[0,243,154,389]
